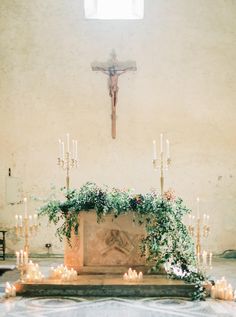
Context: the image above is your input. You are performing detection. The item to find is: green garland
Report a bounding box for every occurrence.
[39,182,207,300]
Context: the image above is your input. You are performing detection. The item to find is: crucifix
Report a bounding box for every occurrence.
[91,51,137,139]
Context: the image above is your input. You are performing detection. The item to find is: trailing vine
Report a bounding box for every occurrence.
[38,182,207,300]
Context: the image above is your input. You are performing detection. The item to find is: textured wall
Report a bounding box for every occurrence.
[0,0,236,255]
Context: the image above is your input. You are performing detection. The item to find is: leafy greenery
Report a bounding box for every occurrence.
[38,182,207,300]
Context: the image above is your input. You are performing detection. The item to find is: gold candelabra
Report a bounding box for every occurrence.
[15,198,38,254]
[58,133,78,191]
[188,198,210,262]
[16,262,26,281]
[152,134,171,196]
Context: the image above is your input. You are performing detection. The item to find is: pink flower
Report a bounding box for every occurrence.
[163,189,176,201]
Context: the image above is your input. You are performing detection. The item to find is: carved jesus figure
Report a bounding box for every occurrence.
[91,51,137,139]
[101,66,127,111]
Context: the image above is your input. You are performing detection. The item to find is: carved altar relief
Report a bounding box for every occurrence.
[64,211,146,273]
[102,229,134,256]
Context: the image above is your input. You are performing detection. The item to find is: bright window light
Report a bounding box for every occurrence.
[84,0,144,20]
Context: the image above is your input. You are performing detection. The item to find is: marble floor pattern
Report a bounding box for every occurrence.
[0,257,236,317]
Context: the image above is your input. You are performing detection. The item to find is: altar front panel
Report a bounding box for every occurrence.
[64,211,147,273]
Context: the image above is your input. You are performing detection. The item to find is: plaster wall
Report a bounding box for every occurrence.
[0,0,236,254]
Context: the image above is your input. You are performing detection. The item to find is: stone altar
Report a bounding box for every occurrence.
[64,211,147,273]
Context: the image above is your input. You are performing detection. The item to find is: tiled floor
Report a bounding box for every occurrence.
[0,257,236,317]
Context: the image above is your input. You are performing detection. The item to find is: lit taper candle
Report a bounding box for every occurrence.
[153,140,157,160]
[23,197,27,218]
[166,139,170,159]
[160,133,163,153]
[197,197,200,219]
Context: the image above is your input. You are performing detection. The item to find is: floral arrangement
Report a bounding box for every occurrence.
[38,182,206,300]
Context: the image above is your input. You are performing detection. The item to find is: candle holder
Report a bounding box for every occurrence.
[152,134,171,196]
[15,198,38,254]
[24,260,44,282]
[123,268,143,282]
[49,264,77,281]
[5,282,16,298]
[203,214,210,238]
[188,199,211,267]
[211,277,235,301]
[17,263,27,281]
[188,215,210,256]
[58,133,78,191]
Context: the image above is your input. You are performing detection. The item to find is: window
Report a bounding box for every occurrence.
[84,0,144,20]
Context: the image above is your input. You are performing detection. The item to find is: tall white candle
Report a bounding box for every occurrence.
[34,214,38,226]
[209,252,212,266]
[23,197,27,218]
[211,286,216,299]
[188,214,191,225]
[16,251,20,266]
[20,250,23,264]
[166,139,170,158]
[138,272,143,280]
[152,140,157,160]
[5,282,11,298]
[15,215,18,227]
[197,197,200,219]
[11,286,16,297]
[66,133,70,152]
[29,215,32,227]
[202,250,207,265]
[23,251,28,265]
[19,215,23,227]
[197,252,200,263]
[160,133,163,153]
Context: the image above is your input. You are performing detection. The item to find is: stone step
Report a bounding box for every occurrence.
[15,275,196,298]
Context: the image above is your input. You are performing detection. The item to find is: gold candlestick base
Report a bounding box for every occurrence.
[188,213,211,266]
[17,264,27,281]
[152,156,171,196]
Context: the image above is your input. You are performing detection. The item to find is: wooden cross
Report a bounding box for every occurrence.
[91,51,137,139]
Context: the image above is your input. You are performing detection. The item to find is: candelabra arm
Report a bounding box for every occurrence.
[24,218,29,254]
[58,135,78,195]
